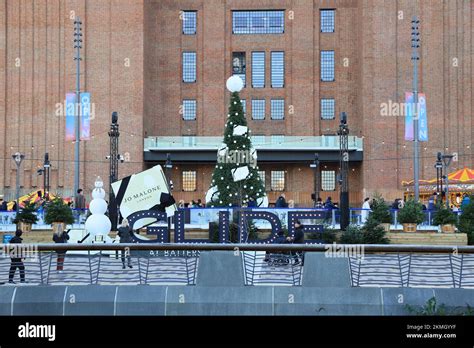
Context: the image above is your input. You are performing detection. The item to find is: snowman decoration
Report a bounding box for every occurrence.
[84,177,112,242]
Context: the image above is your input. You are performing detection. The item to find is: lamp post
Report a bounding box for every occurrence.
[338,112,350,231]
[434,152,443,205]
[310,153,320,206]
[12,152,25,213]
[73,17,83,197]
[37,153,51,199]
[441,153,454,209]
[164,153,173,191]
[411,16,421,202]
[108,112,120,231]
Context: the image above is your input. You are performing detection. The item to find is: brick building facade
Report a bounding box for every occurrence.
[0,0,472,207]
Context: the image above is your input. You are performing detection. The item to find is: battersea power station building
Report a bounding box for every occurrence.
[0,0,472,207]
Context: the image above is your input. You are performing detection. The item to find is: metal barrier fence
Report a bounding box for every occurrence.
[0,207,465,231]
[1,244,474,288]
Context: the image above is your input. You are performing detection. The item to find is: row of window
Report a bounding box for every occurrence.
[182,98,285,120]
[182,98,335,120]
[183,50,333,84]
[182,170,336,192]
[182,9,335,35]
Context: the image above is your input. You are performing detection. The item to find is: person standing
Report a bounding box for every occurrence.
[275,193,288,208]
[52,224,69,273]
[287,220,305,265]
[117,219,133,269]
[428,192,436,211]
[461,194,471,211]
[8,229,25,284]
[361,197,371,224]
[74,189,86,210]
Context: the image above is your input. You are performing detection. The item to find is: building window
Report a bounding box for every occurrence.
[271,171,285,191]
[258,170,266,188]
[321,50,335,82]
[320,98,335,120]
[182,11,197,35]
[232,52,246,86]
[251,99,265,120]
[320,9,335,33]
[241,99,246,115]
[252,134,265,145]
[321,170,336,191]
[252,52,265,88]
[232,11,284,34]
[271,52,284,88]
[182,171,197,191]
[182,52,196,83]
[271,99,285,120]
[182,100,196,120]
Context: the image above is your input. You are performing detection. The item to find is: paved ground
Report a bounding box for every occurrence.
[1,252,473,288]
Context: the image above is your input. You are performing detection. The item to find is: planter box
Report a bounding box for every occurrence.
[441,224,455,233]
[18,222,32,233]
[379,223,391,232]
[402,223,417,233]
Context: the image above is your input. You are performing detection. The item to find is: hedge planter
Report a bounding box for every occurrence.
[402,223,417,233]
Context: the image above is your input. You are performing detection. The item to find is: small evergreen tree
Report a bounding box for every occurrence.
[44,198,75,225]
[457,197,474,245]
[362,215,390,244]
[208,90,265,207]
[370,198,392,224]
[398,199,425,224]
[13,201,39,224]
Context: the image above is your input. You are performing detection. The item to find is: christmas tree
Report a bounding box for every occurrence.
[206,76,266,207]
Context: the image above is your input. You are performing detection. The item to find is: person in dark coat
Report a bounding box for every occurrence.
[275,193,288,208]
[52,224,69,272]
[0,198,7,211]
[8,229,25,283]
[286,220,305,265]
[117,219,133,269]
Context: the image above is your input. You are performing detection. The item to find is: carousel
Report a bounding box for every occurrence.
[402,168,474,207]
[6,190,71,211]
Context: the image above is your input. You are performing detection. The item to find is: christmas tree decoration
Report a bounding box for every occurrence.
[232,125,248,136]
[205,76,266,207]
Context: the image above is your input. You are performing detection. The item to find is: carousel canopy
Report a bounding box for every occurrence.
[402,167,474,186]
[6,190,65,210]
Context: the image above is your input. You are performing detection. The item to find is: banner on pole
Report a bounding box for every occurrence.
[80,92,91,140]
[404,92,428,141]
[418,93,428,141]
[65,93,76,141]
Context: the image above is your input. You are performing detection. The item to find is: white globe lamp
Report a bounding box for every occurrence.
[226,75,244,93]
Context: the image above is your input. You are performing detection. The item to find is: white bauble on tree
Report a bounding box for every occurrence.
[89,199,108,215]
[226,75,244,93]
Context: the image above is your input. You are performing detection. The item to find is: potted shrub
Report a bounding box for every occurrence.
[44,198,75,230]
[457,197,474,245]
[398,199,425,232]
[13,201,38,232]
[370,198,392,232]
[433,207,457,233]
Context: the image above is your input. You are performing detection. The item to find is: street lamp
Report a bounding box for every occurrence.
[12,152,25,213]
[108,112,120,231]
[441,153,454,209]
[164,153,173,191]
[338,112,350,231]
[434,152,443,204]
[310,153,320,206]
[37,153,51,199]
